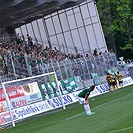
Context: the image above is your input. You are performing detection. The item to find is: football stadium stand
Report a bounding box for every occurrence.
[0,0,132,128]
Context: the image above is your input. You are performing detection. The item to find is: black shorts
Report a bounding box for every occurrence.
[111,82,116,86]
[108,82,111,86]
[119,81,123,84]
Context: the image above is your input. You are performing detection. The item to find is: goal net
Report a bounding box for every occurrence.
[0,72,65,127]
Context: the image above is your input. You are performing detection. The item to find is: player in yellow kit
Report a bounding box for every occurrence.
[106,73,111,87]
[116,72,123,87]
[110,74,118,91]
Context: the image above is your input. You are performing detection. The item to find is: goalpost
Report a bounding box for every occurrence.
[0,72,65,127]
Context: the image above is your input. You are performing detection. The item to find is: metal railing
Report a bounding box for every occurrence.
[0,50,122,82]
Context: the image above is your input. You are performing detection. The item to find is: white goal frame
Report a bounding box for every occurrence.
[1,71,65,127]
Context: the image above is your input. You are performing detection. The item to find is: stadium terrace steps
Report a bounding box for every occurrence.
[0,74,24,82]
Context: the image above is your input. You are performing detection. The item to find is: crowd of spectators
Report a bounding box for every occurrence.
[0,34,117,78]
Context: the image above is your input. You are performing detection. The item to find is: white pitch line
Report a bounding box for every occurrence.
[65,93,132,121]
[65,112,84,120]
[108,126,133,133]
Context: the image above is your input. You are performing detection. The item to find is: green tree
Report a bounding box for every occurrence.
[97,0,133,60]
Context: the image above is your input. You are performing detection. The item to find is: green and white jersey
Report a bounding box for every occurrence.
[78,88,91,98]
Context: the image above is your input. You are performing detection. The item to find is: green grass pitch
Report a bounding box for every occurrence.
[1,85,133,133]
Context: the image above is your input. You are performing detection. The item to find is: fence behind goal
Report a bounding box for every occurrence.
[0,72,77,127]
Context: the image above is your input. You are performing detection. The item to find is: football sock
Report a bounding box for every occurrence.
[84,104,91,114]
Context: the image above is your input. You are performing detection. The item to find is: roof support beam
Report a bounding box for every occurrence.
[0,0,23,10]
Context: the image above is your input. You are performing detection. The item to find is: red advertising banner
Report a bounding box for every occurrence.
[0,82,41,102]
[0,111,18,125]
[0,86,25,102]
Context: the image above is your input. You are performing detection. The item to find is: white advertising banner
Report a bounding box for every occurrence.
[0,101,51,125]
[0,82,43,112]
[13,101,51,119]
[46,93,77,109]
